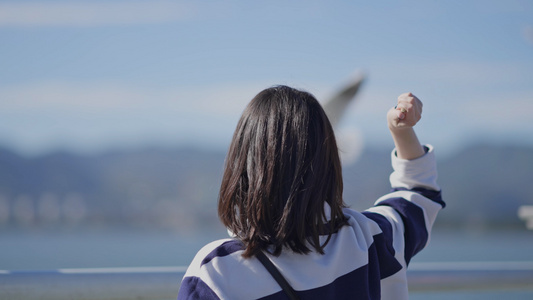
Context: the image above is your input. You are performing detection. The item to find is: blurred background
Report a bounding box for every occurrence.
[1,1,532,294]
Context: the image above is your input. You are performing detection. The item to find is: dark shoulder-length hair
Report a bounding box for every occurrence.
[218,85,347,258]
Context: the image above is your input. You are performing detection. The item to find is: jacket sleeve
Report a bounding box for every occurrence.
[363,145,444,266]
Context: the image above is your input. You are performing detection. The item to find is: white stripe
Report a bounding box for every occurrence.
[390,145,439,191]
[410,261,533,271]
[58,266,187,274]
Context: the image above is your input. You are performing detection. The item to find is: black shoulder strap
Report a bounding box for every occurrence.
[256,251,300,300]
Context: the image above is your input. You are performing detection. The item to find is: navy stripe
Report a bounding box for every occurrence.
[258,262,381,300]
[178,276,220,300]
[377,198,428,265]
[391,187,445,208]
[201,240,244,267]
[362,212,403,279]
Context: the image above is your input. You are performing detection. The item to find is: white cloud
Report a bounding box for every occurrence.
[0,78,357,154]
[0,1,193,27]
[1,81,146,109]
[1,73,531,156]
[0,79,362,158]
[0,80,273,153]
[0,80,268,118]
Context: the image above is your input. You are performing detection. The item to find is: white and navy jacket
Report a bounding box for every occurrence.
[178,146,444,300]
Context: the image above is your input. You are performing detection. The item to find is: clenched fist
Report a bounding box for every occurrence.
[387,92,423,131]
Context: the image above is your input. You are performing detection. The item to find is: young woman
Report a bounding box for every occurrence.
[178,86,444,300]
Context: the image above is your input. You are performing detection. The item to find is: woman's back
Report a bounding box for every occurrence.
[178,87,444,299]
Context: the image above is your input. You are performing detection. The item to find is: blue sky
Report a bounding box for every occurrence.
[1,0,532,158]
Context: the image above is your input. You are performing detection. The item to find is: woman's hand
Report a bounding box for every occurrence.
[387,92,423,131]
[387,93,425,160]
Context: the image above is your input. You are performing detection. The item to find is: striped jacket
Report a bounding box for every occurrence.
[178,146,444,299]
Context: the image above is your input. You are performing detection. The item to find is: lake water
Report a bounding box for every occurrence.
[1,227,532,298]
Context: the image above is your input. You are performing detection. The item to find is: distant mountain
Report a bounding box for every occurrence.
[437,144,533,229]
[0,144,531,232]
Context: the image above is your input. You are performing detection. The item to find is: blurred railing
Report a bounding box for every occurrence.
[1,262,533,300]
